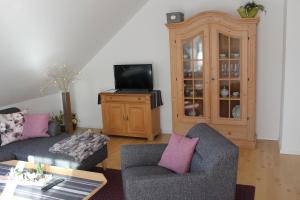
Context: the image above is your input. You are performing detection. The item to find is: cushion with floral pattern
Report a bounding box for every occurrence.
[0,111,25,146]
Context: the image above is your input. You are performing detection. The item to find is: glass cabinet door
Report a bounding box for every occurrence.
[212,26,248,124]
[182,35,205,117]
[218,33,241,119]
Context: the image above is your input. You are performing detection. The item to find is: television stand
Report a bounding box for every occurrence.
[99,92,161,141]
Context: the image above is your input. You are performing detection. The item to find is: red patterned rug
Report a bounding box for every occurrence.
[90,168,255,200]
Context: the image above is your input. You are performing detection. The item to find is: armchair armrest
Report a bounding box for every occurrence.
[121,144,167,170]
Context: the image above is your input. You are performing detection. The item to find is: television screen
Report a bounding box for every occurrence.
[114,64,153,91]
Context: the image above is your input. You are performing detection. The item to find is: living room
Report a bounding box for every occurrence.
[0,0,299,200]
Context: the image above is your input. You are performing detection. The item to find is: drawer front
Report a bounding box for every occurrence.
[211,124,248,140]
[102,95,147,103]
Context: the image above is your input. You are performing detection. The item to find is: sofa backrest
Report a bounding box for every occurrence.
[0,107,21,114]
[186,123,238,173]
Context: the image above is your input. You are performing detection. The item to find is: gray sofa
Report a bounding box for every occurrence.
[0,107,107,170]
[121,123,239,200]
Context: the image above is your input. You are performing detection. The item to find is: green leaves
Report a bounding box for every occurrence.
[241,1,266,15]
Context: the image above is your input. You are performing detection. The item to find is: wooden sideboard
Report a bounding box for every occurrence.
[100,92,161,141]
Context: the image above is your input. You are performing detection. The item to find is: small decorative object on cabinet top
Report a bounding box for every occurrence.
[166,12,184,24]
[237,1,266,18]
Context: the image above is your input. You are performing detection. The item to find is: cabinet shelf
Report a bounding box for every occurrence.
[184,97,204,100]
[183,78,204,81]
[219,97,240,100]
[183,59,204,62]
[219,78,240,81]
[218,58,240,61]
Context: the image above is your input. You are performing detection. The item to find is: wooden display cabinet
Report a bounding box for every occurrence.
[166,11,259,148]
[100,92,161,141]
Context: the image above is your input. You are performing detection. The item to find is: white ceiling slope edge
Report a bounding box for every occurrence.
[0,0,148,107]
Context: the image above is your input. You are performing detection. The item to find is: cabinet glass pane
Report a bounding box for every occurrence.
[193,36,203,60]
[220,80,229,98]
[230,100,240,119]
[194,80,203,97]
[183,41,192,60]
[230,37,240,59]
[217,32,243,120]
[184,99,194,116]
[184,80,193,97]
[181,34,205,118]
[230,80,240,99]
[194,99,203,116]
[219,60,229,79]
[184,61,193,79]
[220,100,229,118]
[194,61,203,79]
[230,61,240,78]
[219,34,229,59]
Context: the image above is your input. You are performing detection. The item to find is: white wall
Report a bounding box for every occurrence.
[0,0,148,107]
[72,0,286,138]
[0,93,62,115]
[280,0,300,155]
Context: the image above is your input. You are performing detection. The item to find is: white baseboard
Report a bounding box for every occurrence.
[280,148,300,155]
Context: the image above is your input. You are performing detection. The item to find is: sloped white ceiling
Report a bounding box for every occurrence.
[0,0,148,107]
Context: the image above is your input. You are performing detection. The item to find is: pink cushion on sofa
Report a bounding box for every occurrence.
[159,133,199,174]
[22,114,49,139]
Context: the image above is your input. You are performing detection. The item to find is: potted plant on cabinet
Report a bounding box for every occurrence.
[237,1,266,18]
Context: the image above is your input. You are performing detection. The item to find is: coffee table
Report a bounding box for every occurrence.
[0,160,107,200]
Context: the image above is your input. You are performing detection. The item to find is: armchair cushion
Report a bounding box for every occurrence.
[121,144,167,170]
[159,133,198,174]
[123,166,174,180]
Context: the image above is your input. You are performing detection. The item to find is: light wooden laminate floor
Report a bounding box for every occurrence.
[102,134,300,200]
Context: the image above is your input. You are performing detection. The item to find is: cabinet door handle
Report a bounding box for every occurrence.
[126,116,129,120]
[123,115,126,120]
[211,77,215,81]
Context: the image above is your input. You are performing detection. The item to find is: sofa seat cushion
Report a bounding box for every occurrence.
[123,166,174,180]
[13,134,82,168]
[0,150,16,161]
[0,133,108,170]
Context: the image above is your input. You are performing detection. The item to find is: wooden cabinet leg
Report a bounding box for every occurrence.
[101,159,107,170]
[148,135,154,141]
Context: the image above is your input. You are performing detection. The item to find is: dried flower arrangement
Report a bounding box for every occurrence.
[41,64,80,93]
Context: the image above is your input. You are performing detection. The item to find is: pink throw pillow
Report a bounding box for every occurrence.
[22,114,50,139]
[159,133,199,174]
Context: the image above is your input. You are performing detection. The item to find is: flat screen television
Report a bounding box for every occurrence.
[114,64,153,91]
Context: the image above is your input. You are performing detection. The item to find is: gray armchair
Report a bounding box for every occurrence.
[121,123,239,200]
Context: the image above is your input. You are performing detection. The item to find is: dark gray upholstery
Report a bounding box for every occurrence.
[0,107,20,114]
[0,133,107,170]
[0,107,107,170]
[121,123,239,200]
